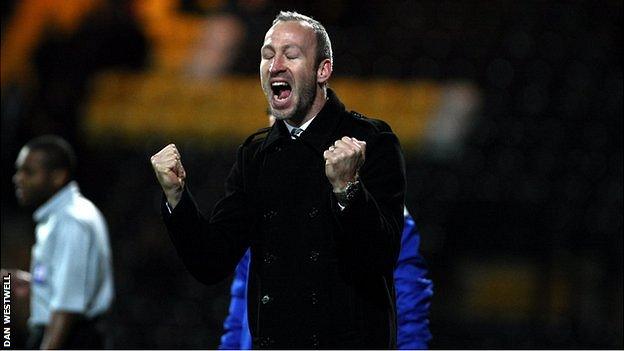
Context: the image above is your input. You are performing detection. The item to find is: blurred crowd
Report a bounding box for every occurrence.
[1,0,621,348]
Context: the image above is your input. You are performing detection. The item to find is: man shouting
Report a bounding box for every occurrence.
[151,11,406,349]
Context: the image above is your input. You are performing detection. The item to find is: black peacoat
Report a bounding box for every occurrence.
[163,89,406,349]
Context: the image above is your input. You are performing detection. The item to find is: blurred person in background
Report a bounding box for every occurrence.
[1,0,147,189]
[2,135,114,349]
[186,0,276,80]
[151,11,406,348]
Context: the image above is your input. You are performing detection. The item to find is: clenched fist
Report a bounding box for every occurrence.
[323,136,366,191]
[151,143,186,208]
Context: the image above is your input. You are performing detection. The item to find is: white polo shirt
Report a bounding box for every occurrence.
[29,181,114,326]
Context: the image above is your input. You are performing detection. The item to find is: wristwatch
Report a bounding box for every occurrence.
[334,180,360,207]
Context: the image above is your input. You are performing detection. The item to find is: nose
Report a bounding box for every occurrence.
[13,171,22,186]
[269,55,286,75]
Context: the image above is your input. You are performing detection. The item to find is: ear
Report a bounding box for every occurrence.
[316,58,332,84]
[50,169,70,189]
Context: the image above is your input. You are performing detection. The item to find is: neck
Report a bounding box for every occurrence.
[286,87,328,127]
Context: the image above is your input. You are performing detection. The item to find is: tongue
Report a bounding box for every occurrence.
[278,89,291,100]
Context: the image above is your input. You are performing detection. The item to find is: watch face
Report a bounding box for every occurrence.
[345,181,360,201]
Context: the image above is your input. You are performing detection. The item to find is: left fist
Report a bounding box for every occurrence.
[323,136,366,191]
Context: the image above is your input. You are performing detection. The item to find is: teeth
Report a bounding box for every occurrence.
[271,82,288,87]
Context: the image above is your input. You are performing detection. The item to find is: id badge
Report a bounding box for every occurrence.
[32,263,47,284]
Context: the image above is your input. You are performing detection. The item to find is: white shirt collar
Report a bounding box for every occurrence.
[33,181,80,222]
[284,116,316,138]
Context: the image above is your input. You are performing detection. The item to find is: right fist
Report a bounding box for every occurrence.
[151,143,186,208]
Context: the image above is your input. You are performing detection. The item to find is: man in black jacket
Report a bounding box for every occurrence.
[151,11,406,349]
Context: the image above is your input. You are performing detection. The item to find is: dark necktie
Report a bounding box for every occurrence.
[291,127,304,139]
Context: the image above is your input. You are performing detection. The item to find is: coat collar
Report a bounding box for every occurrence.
[260,88,346,155]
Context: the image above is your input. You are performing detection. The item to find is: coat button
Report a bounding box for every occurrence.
[310,292,318,305]
[308,207,319,218]
[263,210,277,221]
[261,295,271,304]
[309,250,320,262]
[263,252,276,264]
[311,334,319,348]
[258,336,273,348]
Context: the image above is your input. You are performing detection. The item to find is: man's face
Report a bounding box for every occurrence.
[13,148,57,209]
[260,20,319,122]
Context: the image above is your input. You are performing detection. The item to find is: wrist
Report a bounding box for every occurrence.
[333,179,360,207]
[332,182,347,193]
[165,187,183,209]
[331,173,360,193]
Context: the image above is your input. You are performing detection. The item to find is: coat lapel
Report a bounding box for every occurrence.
[299,89,346,155]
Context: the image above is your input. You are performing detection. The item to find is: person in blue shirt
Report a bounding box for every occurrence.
[219,207,433,349]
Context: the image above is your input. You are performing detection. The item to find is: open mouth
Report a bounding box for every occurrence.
[271,81,292,102]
